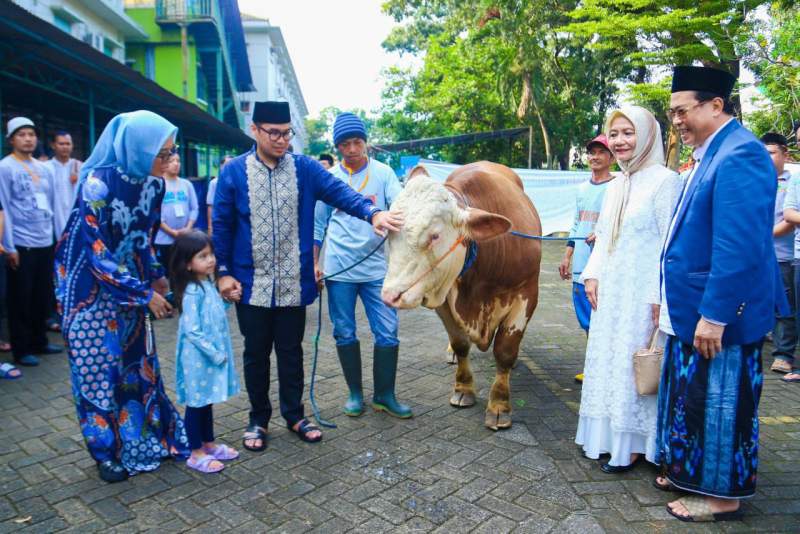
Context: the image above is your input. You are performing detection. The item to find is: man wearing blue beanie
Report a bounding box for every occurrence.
[314,112,411,418]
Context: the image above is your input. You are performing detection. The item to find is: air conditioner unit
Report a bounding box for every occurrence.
[82,32,103,50]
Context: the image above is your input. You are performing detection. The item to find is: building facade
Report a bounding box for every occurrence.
[124,0,254,180]
[240,14,308,153]
[11,0,147,62]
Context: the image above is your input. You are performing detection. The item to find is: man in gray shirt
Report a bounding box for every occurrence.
[0,117,63,367]
[764,133,796,374]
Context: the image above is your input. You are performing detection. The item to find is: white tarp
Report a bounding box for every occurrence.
[417,159,591,236]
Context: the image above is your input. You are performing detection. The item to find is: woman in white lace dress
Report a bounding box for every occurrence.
[575,106,682,472]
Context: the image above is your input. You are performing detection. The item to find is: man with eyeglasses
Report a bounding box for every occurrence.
[212,101,402,450]
[656,66,786,522]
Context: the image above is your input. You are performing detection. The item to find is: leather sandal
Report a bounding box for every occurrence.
[666,496,743,522]
[242,424,267,452]
[289,419,322,443]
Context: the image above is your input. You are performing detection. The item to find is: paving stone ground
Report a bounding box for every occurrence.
[1,241,799,533]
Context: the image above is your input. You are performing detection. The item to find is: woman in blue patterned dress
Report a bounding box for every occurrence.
[54,111,189,483]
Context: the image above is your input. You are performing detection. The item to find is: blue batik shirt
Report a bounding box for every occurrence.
[212,148,380,308]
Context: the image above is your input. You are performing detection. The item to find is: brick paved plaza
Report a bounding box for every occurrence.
[1,242,799,532]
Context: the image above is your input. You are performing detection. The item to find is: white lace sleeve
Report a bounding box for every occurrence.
[580,180,617,282]
[644,170,682,304]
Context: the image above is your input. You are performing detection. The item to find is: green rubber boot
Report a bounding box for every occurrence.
[336,342,364,416]
[372,345,413,419]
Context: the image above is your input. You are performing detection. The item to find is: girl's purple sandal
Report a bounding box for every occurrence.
[187,454,224,473]
[206,444,239,461]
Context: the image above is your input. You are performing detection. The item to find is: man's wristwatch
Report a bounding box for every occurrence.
[367,206,382,222]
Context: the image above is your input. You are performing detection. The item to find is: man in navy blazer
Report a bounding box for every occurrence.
[656,66,784,522]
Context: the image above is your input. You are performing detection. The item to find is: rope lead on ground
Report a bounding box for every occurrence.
[309,236,388,429]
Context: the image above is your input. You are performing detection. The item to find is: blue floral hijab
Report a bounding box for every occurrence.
[80,110,178,184]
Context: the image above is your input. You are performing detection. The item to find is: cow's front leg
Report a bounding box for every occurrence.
[486,327,523,430]
[451,340,475,407]
[435,305,475,407]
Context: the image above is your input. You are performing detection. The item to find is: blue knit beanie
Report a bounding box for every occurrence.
[333,112,367,146]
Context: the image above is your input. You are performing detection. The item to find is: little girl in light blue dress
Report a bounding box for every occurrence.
[170,230,240,473]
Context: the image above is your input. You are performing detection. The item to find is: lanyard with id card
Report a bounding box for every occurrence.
[35,192,49,211]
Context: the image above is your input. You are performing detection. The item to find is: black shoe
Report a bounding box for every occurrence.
[37,344,64,355]
[600,456,642,474]
[97,460,129,483]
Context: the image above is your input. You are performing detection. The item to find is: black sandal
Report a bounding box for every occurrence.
[242,424,267,452]
[289,419,322,443]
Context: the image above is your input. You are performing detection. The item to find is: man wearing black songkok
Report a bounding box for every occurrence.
[655,66,788,522]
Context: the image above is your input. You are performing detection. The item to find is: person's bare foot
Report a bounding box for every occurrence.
[654,475,673,490]
[668,496,740,518]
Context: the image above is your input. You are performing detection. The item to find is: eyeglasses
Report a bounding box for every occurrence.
[667,101,709,122]
[256,125,295,141]
[156,145,179,161]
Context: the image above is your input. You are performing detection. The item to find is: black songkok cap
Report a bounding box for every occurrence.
[252,101,291,124]
[761,132,788,147]
[671,66,736,99]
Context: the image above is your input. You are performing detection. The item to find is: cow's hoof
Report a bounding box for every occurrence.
[484,410,512,431]
[449,391,476,408]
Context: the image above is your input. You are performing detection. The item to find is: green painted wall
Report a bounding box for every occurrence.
[122,7,239,159]
[125,7,198,103]
[126,44,147,77]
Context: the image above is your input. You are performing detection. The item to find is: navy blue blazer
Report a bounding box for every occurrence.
[662,120,787,346]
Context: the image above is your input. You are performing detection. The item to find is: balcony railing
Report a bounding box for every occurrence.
[155,0,214,22]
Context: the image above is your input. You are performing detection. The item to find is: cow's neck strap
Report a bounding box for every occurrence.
[459,240,478,278]
[399,234,466,297]
[444,184,478,278]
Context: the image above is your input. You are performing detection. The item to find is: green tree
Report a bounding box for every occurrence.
[378,0,629,169]
[740,2,800,141]
[562,0,769,111]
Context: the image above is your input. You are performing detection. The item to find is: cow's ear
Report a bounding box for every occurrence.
[464,208,511,242]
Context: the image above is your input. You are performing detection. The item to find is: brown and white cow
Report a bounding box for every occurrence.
[381,161,541,430]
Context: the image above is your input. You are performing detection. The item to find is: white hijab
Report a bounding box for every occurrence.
[604,106,665,252]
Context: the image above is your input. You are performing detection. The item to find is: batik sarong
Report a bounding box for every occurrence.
[656,336,763,498]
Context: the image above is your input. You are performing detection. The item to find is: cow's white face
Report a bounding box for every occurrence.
[381,177,511,309]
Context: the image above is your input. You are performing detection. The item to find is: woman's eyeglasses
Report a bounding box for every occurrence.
[256,125,295,141]
[156,145,179,161]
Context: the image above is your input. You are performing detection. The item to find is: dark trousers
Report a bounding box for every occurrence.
[185,405,214,450]
[0,255,6,339]
[774,261,797,363]
[235,303,306,428]
[7,246,53,360]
